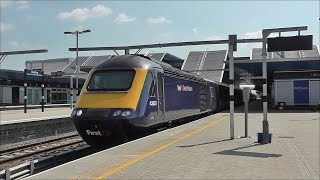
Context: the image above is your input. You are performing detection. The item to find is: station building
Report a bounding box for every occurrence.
[182,45,319,107]
[0,47,319,108]
[0,53,183,106]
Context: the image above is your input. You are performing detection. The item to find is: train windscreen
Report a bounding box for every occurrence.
[87,70,135,91]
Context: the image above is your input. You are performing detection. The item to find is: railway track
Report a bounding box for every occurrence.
[0,135,85,170]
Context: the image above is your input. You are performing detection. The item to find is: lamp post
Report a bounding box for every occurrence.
[64,29,91,100]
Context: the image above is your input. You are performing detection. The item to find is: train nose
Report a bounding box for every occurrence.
[73,118,127,146]
[71,108,129,146]
[85,129,112,137]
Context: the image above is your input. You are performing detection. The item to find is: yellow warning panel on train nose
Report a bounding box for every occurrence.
[76,68,147,110]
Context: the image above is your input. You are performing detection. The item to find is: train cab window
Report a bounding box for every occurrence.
[87,70,135,91]
[149,79,156,97]
[146,73,156,97]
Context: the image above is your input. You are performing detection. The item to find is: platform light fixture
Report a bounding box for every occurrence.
[64,29,91,100]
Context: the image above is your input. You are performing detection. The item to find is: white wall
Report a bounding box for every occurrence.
[19,87,24,104]
[310,80,320,105]
[0,86,2,104]
[274,79,320,106]
[0,86,12,104]
[275,80,294,106]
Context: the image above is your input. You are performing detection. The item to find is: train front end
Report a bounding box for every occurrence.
[71,55,157,146]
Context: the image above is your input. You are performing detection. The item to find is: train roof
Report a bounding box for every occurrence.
[95,55,161,69]
[94,55,205,83]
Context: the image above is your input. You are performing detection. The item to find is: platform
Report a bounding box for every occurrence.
[27,101,319,179]
[0,107,72,124]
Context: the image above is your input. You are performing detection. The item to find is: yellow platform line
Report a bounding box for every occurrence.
[95,115,226,180]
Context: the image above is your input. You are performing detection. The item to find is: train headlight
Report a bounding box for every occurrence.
[113,110,122,117]
[121,110,131,117]
[76,109,83,116]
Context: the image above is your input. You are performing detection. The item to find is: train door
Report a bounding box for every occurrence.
[157,73,165,120]
[34,88,40,105]
[27,88,33,105]
[46,89,51,104]
[210,86,217,111]
[12,87,19,105]
[199,85,207,112]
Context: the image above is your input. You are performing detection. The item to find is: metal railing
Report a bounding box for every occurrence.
[0,144,91,180]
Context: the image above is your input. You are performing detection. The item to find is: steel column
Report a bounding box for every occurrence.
[41,84,44,112]
[70,76,73,109]
[76,31,79,100]
[262,31,270,144]
[24,69,27,113]
[228,35,236,140]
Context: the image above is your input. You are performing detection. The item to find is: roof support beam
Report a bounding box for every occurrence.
[186,69,229,72]
[69,38,262,52]
[112,50,119,56]
[0,49,48,56]
[134,49,142,55]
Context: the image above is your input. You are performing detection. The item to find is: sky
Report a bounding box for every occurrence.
[0,0,319,71]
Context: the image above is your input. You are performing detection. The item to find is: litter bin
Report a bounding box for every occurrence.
[257,133,272,143]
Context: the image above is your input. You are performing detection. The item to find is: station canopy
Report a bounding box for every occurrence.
[148,53,184,69]
[26,58,70,75]
[182,50,227,83]
[26,53,184,78]
[236,45,320,76]
[25,45,319,83]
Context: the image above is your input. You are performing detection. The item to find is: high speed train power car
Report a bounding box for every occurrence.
[71,55,242,146]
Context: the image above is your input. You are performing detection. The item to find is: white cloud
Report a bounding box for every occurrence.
[0,1,29,10]
[16,0,30,10]
[71,26,84,32]
[244,30,262,39]
[147,16,172,24]
[242,30,278,49]
[114,13,136,24]
[57,5,112,22]
[203,35,224,41]
[192,28,198,36]
[8,41,29,49]
[7,41,45,51]
[0,22,14,32]
[239,42,261,49]
[244,30,278,39]
[0,1,12,8]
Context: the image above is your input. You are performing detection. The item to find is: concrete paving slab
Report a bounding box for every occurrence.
[0,107,72,124]
[27,102,319,179]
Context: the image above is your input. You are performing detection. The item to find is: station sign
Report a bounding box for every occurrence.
[25,69,44,77]
[267,35,313,52]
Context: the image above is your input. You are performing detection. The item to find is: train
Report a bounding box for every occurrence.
[70,55,243,146]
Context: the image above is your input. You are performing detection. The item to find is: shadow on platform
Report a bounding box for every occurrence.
[177,139,231,148]
[213,143,282,158]
[289,118,319,122]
